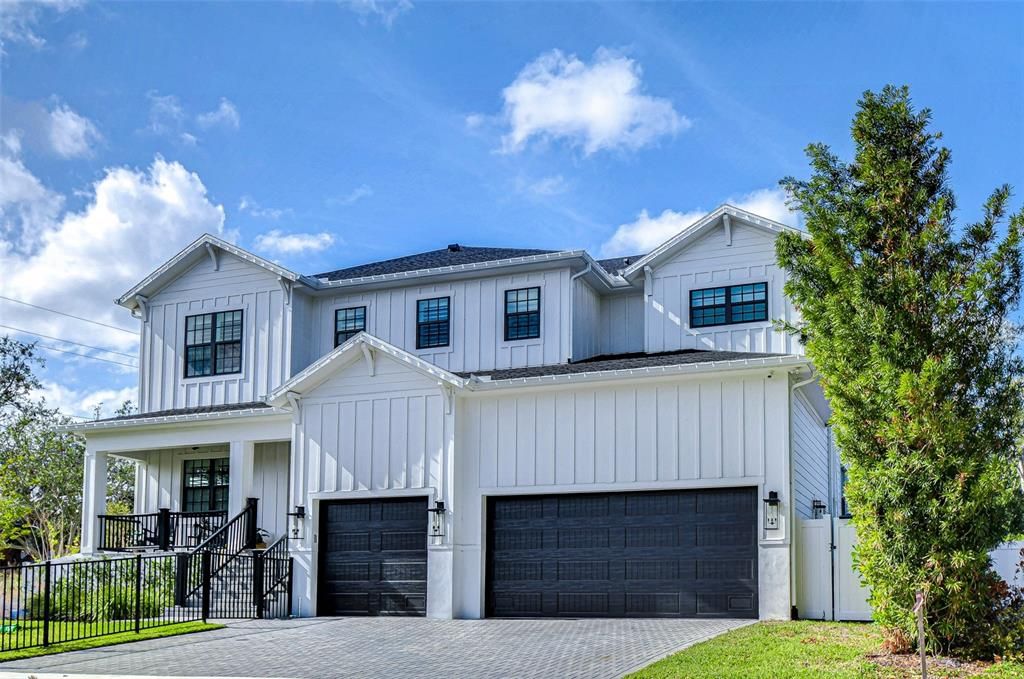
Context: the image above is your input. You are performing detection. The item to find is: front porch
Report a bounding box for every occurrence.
[77,411,294,555]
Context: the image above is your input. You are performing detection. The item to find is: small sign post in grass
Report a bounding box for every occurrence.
[913,591,927,678]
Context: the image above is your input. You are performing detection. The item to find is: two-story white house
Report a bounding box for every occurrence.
[68,204,840,622]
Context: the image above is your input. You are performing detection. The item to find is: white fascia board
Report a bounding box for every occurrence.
[463,354,811,393]
[621,204,807,280]
[313,250,626,290]
[266,332,466,406]
[60,406,289,433]
[116,233,307,309]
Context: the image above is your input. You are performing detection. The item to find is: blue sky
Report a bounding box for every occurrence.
[1,1,1022,417]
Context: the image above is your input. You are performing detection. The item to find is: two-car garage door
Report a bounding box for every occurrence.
[486,488,758,618]
[317,487,758,619]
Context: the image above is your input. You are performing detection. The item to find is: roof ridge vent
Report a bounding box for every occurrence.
[447,243,462,252]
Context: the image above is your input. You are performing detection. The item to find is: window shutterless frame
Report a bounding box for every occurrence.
[504,286,541,341]
[182,458,230,513]
[689,282,768,328]
[334,306,367,347]
[183,309,244,378]
[416,296,450,349]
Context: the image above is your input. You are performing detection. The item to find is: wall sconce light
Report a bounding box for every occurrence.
[427,500,446,542]
[763,491,781,530]
[811,499,827,519]
[287,505,306,540]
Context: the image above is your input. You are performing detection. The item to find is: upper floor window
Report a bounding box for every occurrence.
[689,282,768,328]
[504,287,541,341]
[416,297,450,349]
[184,310,243,378]
[335,306,367,347]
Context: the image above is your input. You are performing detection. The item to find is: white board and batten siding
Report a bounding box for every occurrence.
[791,393,832,520]
[645,223,802,355]
[127,441,291,542]
[307,269,573,374]
[139,252,292,413]
[571,280,645,361]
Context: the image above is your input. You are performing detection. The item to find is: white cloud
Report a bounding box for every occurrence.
[0,0,82,52]
[346,0,413,28]
[495,48,688,155]
[254,230,335,256]
[0,148,227,353]
[146,91,186,136]
[238,195,287,219]
[600,188,796,257]
[327,184,374,207]
[35,382,137,419]
[47,104,101,157]
[197,98,240,130]
[518,175,568,197]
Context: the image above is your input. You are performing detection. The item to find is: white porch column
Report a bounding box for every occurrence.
[228,440,256,514]
[80,444,107,554]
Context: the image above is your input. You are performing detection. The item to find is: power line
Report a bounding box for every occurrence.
[0,324,138,359]
[37,342,140,368]
[0,295,137,335]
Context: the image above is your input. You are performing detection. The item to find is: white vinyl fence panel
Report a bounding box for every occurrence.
[834,518,872,621]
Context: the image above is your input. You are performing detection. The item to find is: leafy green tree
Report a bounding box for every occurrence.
[777,85,1024,657]
[0,336,41,415]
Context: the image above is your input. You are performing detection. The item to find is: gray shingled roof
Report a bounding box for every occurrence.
[596,254,645,275]
[316,246,557,282]
[456,350,787,381]
[92,401,273,423]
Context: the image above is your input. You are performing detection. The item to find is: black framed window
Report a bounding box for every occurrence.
[690,282,768,328]
[184,310,243,377]
[182,458,230,513]
[504,287,541,341]
[416,297,450,349]
[335,306,367,347]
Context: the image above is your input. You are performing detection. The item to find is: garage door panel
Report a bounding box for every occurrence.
[318,497,427,617]
[487,488,758,619]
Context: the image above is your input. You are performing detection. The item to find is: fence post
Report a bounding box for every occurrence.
[41,560,51,647]
[244,498,259,549]
[200,551,212,621]
[158,508,172,551]
[286,557,294,619]
[134,554,143,633]
[253,552,265,620]
[174,552,189,607]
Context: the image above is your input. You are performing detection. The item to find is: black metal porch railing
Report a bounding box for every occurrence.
[256,536,293,620]
[98,509,227,552]
[177,498,259,605]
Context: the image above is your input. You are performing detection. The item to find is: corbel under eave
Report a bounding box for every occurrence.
[438,382,453,415]
[723,214,733,246]
[360,344,376,377]
[204,243,219,271]
[277,277,293,305]
[285,391,302,425]
[134,295,149,323]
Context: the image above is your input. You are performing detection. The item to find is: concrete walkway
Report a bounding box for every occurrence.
[0,617,752,679]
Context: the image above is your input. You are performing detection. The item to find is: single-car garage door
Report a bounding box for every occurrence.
[486,488,758,618]
[318,497,427,616]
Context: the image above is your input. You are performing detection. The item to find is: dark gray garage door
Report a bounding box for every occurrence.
[486,488,758,618]
[318,497,427,616]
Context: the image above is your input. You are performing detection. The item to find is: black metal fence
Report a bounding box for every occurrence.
[0,554,202,653]
[0,545,292,653]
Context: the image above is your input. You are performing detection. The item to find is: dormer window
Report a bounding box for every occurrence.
[690,282,768,328]
[416,297,450,349]
[504,286,541,341]
[184,310,243,377]
[335,306,367,347]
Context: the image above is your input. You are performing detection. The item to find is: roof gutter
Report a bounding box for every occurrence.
[59,406,289,433]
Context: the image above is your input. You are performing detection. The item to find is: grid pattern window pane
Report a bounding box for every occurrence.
[184,310,243,377]
[335,306,367,346]
[416,297,450,349]
[689,282,768,328]
[504,287,541,341]
[183,458,230,513]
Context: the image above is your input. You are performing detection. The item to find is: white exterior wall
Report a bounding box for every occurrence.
[451,371,794,621]
[288,354,455,618]
[599,291,644,355]
[139,253,292,413]
[791,393,831,520]
[645,223,802,355]
[306,268,572,373]
[571,278,601,361]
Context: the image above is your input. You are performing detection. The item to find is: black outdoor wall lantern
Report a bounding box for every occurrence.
[763,491,781,530]
[428,500,446,541]
[287,505,306,540]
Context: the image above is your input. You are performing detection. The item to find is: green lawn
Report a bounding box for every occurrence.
[0,621,223,662]
[629,621,1024,679]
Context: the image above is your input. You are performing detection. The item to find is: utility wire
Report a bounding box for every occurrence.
[36,343,138,368]
[0,324,138,359]
[0,295,137,335]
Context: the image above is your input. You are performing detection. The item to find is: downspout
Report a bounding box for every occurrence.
[568,263,592,362]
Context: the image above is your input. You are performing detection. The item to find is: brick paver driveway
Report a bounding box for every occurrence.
[0,617,751,679]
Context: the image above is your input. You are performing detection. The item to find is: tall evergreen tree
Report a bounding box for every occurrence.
[777,85,1024,657]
